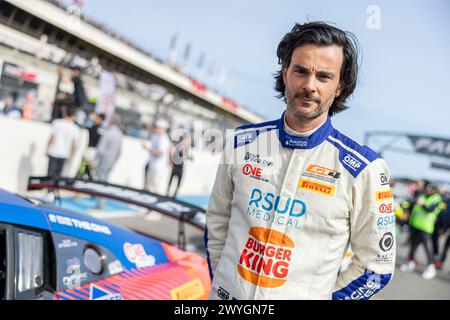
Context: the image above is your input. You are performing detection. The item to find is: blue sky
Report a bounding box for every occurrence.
[79,0,450,181]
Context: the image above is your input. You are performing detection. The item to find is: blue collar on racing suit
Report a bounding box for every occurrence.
[277,112,334,150]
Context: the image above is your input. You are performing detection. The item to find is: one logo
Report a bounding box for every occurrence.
[89,284,122,300]
[379,233,394,252]
[303,165,341,183]
[217,287,230,300]
[299,179,335,197]
[242,164,262,178]
[376,190,393,201]
[379,203,393,214]
[343,154,362,171]
[380,173,389,186]
[237,227,294,288]
[244,152,274,167]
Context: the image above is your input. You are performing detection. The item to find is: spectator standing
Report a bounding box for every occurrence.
[144,119,171,194]
[401,184,445,279]
[167,133,191,198]
[93,116,123,182]
[77,113,106,179]
[46,105,80,177]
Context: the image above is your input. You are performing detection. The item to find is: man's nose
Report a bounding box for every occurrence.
[302,75,317,94]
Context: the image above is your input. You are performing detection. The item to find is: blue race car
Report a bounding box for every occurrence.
[0,177,211,300]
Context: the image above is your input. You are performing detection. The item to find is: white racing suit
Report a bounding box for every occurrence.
[205,113,396,300]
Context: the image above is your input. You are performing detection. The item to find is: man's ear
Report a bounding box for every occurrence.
[336,82,343,97]
[282,67,287,85]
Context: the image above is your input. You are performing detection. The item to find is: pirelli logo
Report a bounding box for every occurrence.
[299,179,335,197]
[376,190,393,201]
[171,278,205,300]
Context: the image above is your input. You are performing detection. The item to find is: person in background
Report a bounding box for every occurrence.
[400,184,444,280]
[70,65,88,125]
[93,115,123,182]
[436,192,450,268]
[51,67,74,121]
[77,113,106,180]
[46,105,80,178]
[1,96,22,118]
[143,118,171,194]
[167,132,191,198]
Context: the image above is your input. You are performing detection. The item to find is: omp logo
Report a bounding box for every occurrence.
[171,278,205,300]
[306,165,341,180]
[217,287,230,300]
[343,154,362,171]
[242,164,262,178]
[299,179,335,197]
[379,203,393,214]
[237,227,294,288]
[376,190,393,201]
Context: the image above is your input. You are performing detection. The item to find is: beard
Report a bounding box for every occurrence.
[286,89,335,121]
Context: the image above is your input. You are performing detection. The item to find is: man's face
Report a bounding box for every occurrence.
[283,44,344,121]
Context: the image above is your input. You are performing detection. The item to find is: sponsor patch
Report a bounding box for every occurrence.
[237,227,294,288]
[379,203,393,214]
[343,154,362,172]
[57,239,79,249]
[89,284,122,300]
[123,242,156,268]
[242,164,269,183]
[299,179,335,197]
[380,173,389,186]
[376,190,393,201]
[108,260,124,276]
[303,165,341,184]
[379,233,394,252]
[217,287,230,300]
[244,152,274,167]
[171,278,205,300]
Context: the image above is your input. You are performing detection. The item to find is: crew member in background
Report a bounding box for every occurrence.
[93,116,123,182]
[1,96,22,118]
[167,132,191,198]
[77,113,106,180]
[143,118,171,194]
[70,65,88,125]
[46,105,80,178]
[400,184,444,279]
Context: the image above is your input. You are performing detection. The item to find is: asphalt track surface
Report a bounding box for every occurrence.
[376,230,450,300]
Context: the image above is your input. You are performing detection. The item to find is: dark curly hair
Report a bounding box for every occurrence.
[274,21,360,116]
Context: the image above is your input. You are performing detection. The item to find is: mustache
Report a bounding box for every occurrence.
[294,92,321,103]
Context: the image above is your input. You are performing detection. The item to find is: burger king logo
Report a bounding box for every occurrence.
[237,227,294,288]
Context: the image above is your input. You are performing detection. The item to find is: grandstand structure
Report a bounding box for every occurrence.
[0,0,265,135]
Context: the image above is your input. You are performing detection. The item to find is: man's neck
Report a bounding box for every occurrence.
[285,110,328,134]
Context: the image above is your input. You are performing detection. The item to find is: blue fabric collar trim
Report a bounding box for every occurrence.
[277,112,334,149]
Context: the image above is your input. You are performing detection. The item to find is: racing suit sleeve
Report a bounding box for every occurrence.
[205,140,234,279]
[332,158,396,300]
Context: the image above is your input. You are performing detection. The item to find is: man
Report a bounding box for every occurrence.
[77,113,106,179]
[205,22,396,300]
[167,133,191,198]
[46,105,80,177]
[93,116,123,182]
[70,66,88,125]
[400,184,444,279]
[144,118,171,194]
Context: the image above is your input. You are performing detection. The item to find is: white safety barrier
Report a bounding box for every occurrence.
[0,117,219,196]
